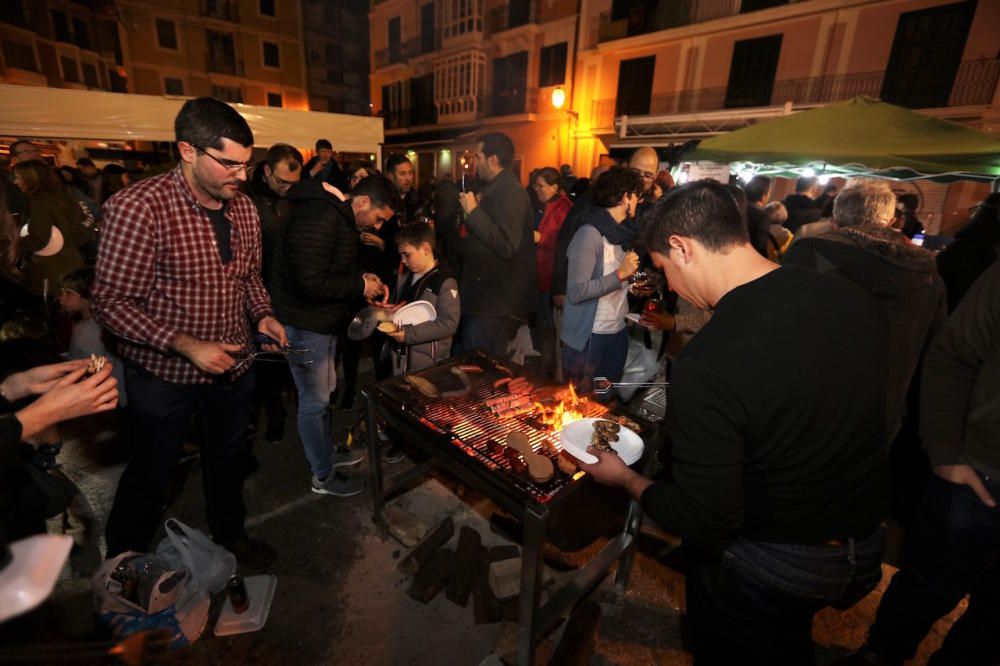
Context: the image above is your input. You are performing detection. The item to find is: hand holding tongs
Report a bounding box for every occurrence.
[231,333,313,371]
[592,377,670,394]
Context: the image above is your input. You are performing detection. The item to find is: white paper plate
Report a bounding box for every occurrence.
[0,534,73,623]
[559,417,644,466]
[393,300,436,327]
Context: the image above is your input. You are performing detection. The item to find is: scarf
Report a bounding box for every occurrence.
[583,206,639,247]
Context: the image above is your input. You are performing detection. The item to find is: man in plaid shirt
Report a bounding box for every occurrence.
[93,98,286,568]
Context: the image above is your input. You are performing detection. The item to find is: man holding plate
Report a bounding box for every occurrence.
[579,180,890,664]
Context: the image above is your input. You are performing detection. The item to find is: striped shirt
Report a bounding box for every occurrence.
[93,166,273,384]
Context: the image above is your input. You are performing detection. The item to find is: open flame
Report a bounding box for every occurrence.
[534,383,588,431]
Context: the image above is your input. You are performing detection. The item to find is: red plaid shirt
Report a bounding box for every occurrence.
[93,166,274,384]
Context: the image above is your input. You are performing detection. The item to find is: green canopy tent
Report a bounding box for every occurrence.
[687,96,1000,183]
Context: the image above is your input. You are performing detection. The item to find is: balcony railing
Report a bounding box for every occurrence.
[485,2,536,36]
[374,38,419,69]
[594,59,1000,120]
[201,0,239,23]
[205,52,243,76]
[598,0,779,43]
[485,87,539,117]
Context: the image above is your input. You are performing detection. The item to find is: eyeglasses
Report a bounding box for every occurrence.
[190,143,254,173]
[630,167,656,181]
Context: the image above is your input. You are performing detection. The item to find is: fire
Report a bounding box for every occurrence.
[534,383,588,430]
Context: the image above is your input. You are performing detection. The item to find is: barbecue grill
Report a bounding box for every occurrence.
[363,351,659,666]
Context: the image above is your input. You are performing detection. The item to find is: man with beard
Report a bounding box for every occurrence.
[93,97,287,568]
[385,153,421,227]
[456,132,537,359]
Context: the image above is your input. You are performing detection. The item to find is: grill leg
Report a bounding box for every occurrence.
[615,497,644,592]
[364,390,387,540]
[517,506,548,666]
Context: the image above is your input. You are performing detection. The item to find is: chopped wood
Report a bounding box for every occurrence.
[406,548,455,604]
[385,505,428,548]
[397,516,454,576]
[446,525,482,607]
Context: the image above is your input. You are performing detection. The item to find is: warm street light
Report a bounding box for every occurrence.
[551,87,566,110]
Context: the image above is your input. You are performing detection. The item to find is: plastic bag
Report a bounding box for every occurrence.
[92,552,209,648]
[154,518,236,594]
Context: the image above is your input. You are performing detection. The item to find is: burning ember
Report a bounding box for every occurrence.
[534,384,590,430]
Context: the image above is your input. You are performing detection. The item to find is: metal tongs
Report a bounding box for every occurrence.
[592,377,670,394]
[231,333,313,371]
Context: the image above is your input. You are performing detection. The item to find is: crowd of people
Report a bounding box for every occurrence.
[2,95,999,664]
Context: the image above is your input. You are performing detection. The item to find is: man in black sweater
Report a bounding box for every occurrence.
[581,180,889,664]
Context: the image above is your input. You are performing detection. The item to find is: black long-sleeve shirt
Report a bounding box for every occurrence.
[641,266,889,553]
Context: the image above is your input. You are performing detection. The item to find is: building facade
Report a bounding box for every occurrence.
[369,0,580,183]
[301,0,370,116]
[370,0,999,232]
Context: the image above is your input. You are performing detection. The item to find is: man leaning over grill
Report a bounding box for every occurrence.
[580,180,890,665]
[269,174,391,497]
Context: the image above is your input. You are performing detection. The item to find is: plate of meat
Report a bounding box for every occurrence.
[559,418,643,466]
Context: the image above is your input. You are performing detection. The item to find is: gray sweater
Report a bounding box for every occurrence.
[560,219,628,352]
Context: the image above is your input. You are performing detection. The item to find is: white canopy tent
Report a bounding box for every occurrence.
[0,84,383,156]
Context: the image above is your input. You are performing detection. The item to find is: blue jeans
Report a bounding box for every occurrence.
[868,471,1000,665]
[562,328,628,395]
[285,326,337,479]
[685,528,885,665]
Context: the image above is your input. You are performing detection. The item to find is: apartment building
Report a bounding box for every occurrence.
[572,0,1000,232]
[369,0,580,182]
[301,0,370,116]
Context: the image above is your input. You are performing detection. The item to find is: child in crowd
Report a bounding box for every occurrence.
[383,222,460,374]
[58,267,127,405]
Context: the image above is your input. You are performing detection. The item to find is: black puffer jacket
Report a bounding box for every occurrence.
[270,180,364,334]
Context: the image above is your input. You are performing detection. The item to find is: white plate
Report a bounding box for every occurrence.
[393,300,436,327]
[214,574,278,636]
[0,534,73,624]
[559,418,644,466]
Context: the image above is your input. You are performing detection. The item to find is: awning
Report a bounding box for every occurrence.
[0,84,383,155]
[687,96,1000,182]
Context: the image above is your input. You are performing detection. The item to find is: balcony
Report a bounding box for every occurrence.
[592,59,1000,121]
[486,88,539,117]
[205,52,243,76]
[374,38,419,69]
[201,0,239,23]
[485,2,536,36]
[598,0,771,43]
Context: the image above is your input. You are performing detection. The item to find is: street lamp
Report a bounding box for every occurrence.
[551,87,566,110]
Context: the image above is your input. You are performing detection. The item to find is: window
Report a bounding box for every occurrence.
[164,76,184,95]
[388,16,401,63]
[443,0,483,39]
[109,68,128,93]
[206,30,237,75]
[410,73,437,125]
[100,20,123,65]
[82,62,99,87]
[615,55,655,116]
[508,0,531,28]
[61,56,80,83]
[72,18,92,50]
[434,50,486,116]
[491,51,528,115]
[724,35,782,108]
[267,92,283,107]
[538,42,567,87]
[0,2,29,29]
[326,42,343,84]
[741,0,787,12]
[212,84,243,103]
[381,80,408,128]
[259,0,276,17]
[52,11,72,43]
[420,3,436,55]
[155,18,178,50]
[2,40,38,71]
[262,41,280,68]
[882,0,976,108]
